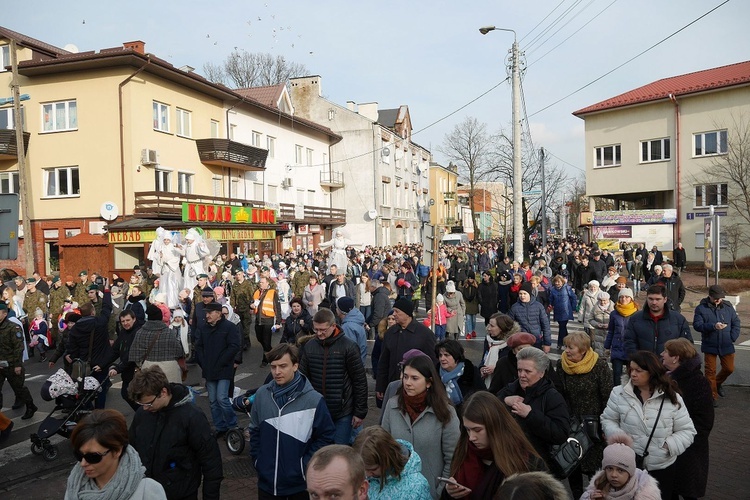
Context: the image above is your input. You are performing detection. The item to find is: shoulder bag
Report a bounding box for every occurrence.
[544,385,594,479]
[635,395,665,470]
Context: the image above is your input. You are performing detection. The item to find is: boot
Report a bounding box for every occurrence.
[11,400,23,410]
[22,403,38,420]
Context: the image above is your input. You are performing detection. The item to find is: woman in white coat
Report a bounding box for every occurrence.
[601,351,696,500]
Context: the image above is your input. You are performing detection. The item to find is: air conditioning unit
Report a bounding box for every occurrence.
[89,221,107,235]
[282,177,293,188]
[141,148,159,165]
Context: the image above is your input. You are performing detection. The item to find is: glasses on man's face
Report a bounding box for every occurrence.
[136,394,160,408]
[313,325,333,334]
[74,449,110,464]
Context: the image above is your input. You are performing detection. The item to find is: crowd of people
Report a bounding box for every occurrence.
[0,234,742,499]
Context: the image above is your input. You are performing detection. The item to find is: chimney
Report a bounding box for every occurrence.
[346,101,356,112]
[179,65,195,73]
[358,102,379,122]
[123,40,145,54]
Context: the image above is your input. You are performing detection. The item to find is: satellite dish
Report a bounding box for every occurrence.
[417,199,426,208]
[416,164,424,173]
[63,43,79,54]
[366,209,378,220]
[381,147,390,157]
[100,201,119,221]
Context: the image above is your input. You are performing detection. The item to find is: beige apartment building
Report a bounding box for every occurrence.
[0,27,342,278]
[428,162,459,230]
[574,60,750,262]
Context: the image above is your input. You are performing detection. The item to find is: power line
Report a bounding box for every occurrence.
[545,149,586,173]
[526,0,600,56]
[520,0,568,43]
[525,0,586,51]
[528,0,731,118]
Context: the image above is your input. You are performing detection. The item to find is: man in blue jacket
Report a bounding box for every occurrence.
[250,343,334,499]
[693,285,741,405]
[624,284,692,354]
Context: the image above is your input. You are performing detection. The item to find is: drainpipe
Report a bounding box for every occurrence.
[669,93,681,244]
[372,124,380,246]
[119,57,151,215]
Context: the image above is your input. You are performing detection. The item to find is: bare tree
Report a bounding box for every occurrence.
[202,50,308,88]
[722,223,749,269]
[439,117,493,240]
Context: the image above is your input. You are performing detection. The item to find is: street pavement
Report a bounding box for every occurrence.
[1,304,749,499]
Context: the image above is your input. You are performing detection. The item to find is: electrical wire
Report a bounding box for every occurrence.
[528,0,731,118]
[520,0,568,43]
[525,0,586,51]
[526,0,599,56]
[546,149,586,173]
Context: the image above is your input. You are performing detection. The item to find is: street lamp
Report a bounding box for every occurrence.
[479,25,523,263]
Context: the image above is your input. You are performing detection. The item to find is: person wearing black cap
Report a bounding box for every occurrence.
[375,297,437,402]
[694,284,741,403]
[128,304,185,384]
[508,282,552,353]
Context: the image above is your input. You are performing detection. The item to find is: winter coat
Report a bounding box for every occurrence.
[623,306,693,354]
[554,357,613,474]
[461,283,480,315]
[497,377,570,465]
[340,308,368,367]
[299,328,368,420]
[396,271,419,299]
[366,440,431,500]
[375,319,438,393]
[693,297,741,356]
[327,278,357,308]
[605,309,634,362]
[65,291,114,369]
[580,468,661,500]
[129,383,223,499]
[588,302,613,355]
[601,382,696,471]
[548,284,577,322]
[670,355,714,498]
[107,320,144,374]
[195,317,241,381]
[488,349,522,394]
[579,288,600,325]
[508,298,551,348]
[369,285,392,330]
[444,291,465,334]
[657,273,686,311]
[381,395,461,499]
[477,281,498,318]
[281,308,313,344]
[303,284,326,316]
[250,375,335,497]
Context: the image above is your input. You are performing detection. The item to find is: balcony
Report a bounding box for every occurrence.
[319,170,344,188]
[134,191,267,218]
[0,129,30,161]
[195,138,268,171]
[443,217,457,226]
[278,203,346,225]
[443,191,456,201]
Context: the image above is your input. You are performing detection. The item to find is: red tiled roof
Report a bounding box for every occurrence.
[56,233,108,247]
[573,60,750,116]
[0,26,70,56]
[236,83,285,109]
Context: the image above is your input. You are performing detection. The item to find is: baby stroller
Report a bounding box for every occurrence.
[225,388,258,455]
[29,360,102,461]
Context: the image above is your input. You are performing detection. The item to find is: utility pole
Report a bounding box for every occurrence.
[10,40,34,276]
[511,39,523,264]
[540,147,546,248]
[561,194,567,239]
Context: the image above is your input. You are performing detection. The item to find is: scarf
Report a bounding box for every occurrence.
[597,302,611,313]
[65,445,146,500]
[440,361,465,406]
[455,441,496,493]
[270,371,303,408]
[402,390,427,423]
[615,301,638,317]
[560,348,599,375]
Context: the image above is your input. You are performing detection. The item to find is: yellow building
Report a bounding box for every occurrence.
[428,162,459,229]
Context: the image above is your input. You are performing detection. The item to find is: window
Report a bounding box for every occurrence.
[0,172,19,194]
[212,176,221,196]
[267,136,276,158]
[44,167,79,197]
[267,185,278,203]
[42,100,77,132]
[307,189,315,204]
[295,145,303,164]
[231,178,239,198]
[0,45,9,72]
[177,172,193,194]
[153,101,169,132]
[594,144,621,167]
[210,120,220,138]
[296,189,305,205]
[251,131,262,147]
[694,130,727,157]
[381,182,391,206]
[694,183,728,207]
[253,182,263,200]
[306,148,313,166]
[154,169,170,192]
[0,108,14,129]
[641,138,670,162]
[229,124,237,140]
[176,108,191,137]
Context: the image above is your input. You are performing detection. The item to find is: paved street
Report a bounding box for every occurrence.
[2,304,749,499]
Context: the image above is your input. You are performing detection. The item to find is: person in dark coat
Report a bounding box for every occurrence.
[477,270,498,326]
[662,338,714,499]
[281,298,313,344]
[604,288,638,386]
[497,346,570,470]
[548,275,577,348]
[106,309,144,410]
[657,264,686,312]
[623,285,692,355]
[588,252,608,285]
[508,282,551,353]
[673,242,687,274]
[435,339,484,418]
[128,365,223,499]
[497,271,513,313]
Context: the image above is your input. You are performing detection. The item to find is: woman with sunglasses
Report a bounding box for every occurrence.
[65,409,167,499]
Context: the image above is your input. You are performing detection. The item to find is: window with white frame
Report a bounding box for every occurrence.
[253,182,263,200]
[176,108,191,137]
[0,171,19,194]
[295,145,303,164]
[0,45,9,72]
[694,183,728,208]
[267,185,278,203]
[154,169,170,192]
[381,182,391,206]
[694,130,728,157]
[594,144,621,168]
[641,138,670,162]
[212,176,221,196]
[210,120,220,138]
[229,124,236,140]
[307,189,315,204]
[252,131,262,147]
[296,189,305,205]
[0,108,15,129]
[267,136,276,158]
[231,178,239,198]
[177,172,193,194]
[306,148,313,166]
[153,101,170,132]
[42,100,77,132]
[44,166,79,197]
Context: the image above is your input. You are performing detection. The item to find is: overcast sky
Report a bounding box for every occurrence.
[6,0,748,184]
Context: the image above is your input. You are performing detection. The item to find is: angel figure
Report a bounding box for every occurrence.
[318,229,361,272]
[146,227,166,276]
[160,232,183,309]
[180,228,210,291]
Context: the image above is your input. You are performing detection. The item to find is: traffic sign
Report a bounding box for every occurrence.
[522,190,542,196]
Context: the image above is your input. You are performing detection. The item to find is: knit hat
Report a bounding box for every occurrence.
[436,294,445,304]
[602,433,637,476]
[154,293,167,304]
[506,332,538,348]
[588,280,600,288]
[615,276,628,284]
[204,302,222,312]
[337,296,355,314]
[618,288,634,299]
[400,348,430,365]
[146,304,163,321]
[445,281,456,293]
[393,297,414,317]
[520,282,534,296]
[467,270,476,280]
[201,287,215,297]
[597,291,610,300]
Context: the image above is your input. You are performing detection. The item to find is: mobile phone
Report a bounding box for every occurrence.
[437,477,460,487]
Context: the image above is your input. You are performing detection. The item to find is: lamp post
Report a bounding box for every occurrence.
[479,26,523,263]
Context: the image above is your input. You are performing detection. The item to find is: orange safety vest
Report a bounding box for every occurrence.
[253,288,277,318]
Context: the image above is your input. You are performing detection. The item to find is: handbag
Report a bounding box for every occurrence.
[635,396,665,470]
[582,414,603,442]
[72,326,97,381]
[543,391,594,479]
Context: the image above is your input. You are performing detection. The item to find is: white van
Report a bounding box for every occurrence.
[441,233,470,246]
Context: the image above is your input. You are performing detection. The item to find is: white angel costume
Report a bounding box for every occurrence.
[318,230,360,273]
[181,228,210,291]
[146,226,166,276]
[160,232,183,309]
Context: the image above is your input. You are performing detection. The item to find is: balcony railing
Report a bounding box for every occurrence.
[195,138,268,171]
[320,170,344,188]
[278,203,346,225]
[443,191,456,201]
[0,130,30,160]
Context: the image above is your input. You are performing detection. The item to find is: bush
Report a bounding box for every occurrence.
[716,269,750,280]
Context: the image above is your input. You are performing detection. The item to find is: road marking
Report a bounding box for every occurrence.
[24,374,48,381]
[0,434,66,468]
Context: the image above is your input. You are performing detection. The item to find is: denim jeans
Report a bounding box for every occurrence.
[206,379,237,431]
[359,305,372,324]
[465,314,476,334]
[333,414,353,445]
[434,324,446,341]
